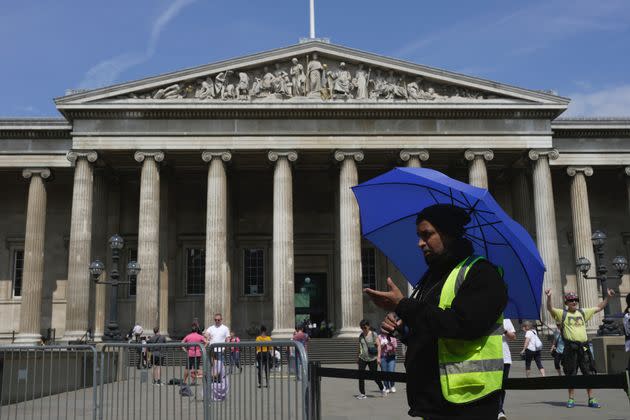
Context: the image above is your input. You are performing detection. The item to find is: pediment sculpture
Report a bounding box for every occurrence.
[120,54,496,102]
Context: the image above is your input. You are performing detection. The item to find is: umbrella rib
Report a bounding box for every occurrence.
[464,233,509,247]
[354,182,474,209]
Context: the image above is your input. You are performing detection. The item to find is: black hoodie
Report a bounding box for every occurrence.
[395,240,508,419]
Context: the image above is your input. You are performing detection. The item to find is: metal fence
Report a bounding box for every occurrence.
[0,340,310,420]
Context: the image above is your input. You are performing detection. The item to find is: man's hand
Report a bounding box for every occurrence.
[606,288,615,298]
[380,312,403,335]
[364,278,404,311]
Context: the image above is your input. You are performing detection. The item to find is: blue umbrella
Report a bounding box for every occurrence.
[351,167,545,320]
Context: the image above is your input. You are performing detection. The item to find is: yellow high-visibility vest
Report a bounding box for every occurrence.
[437,255,504,404]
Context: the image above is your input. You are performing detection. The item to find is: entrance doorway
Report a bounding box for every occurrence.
[294,273,330,338]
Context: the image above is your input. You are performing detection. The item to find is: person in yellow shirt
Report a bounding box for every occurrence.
[544,287,615,408]
[255,325,272,388]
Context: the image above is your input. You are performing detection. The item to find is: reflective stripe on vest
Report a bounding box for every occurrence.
[437,255,504,404]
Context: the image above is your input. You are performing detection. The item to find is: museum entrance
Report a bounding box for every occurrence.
[294,273,331,338]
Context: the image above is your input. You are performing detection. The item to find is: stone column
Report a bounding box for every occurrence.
[510,169,534,234]
[268,151,298,338]
[625,167,630,216]
[335,150,364,337]
[92,170,108,341]
[400,149,430,296]
[567,166,601,332]
[400,149,429,168]
[15,168,51,344]
[63,151,98,342]
[465,149,494,189]
[202,151,232,329]
[134,151,164,332]
[529,149,562,328]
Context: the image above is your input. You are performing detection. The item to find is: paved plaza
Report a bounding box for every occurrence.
[321,364,629,420]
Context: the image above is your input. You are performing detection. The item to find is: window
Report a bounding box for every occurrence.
[186,248,205,295]
[127,247,138,297]
[243,248,265,296]
[12,249,24,297]
[361,248,376,289]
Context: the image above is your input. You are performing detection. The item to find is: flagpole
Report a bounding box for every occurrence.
[309,0,315,39]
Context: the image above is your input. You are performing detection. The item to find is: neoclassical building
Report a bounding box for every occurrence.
[1,41,629,344]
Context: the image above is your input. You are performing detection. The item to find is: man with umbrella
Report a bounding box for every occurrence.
[366,204,508,419]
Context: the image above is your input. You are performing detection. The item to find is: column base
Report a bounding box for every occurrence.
[13,333,42,345]
[271,328,295,339]
[335,327,362,338]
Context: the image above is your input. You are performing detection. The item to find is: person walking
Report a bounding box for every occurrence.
[545,288,615,408]
[292,325,309,380]
[365,204,507,419]
[498,318,516,420]
[520,321,545,378]
[147,327,166,385]
[356,319,385,399]
[550,324,565,376]
[255,325,272,388]
[226,331,241,373]
[377,331,398,394]
[182,325,206,385]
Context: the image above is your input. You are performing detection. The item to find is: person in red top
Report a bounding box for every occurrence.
[378,332,398,394]
[182,325,206,385]
[292,325,310,380]
[226,331,241,373]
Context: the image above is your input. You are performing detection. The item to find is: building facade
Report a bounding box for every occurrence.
[1,42,629,343]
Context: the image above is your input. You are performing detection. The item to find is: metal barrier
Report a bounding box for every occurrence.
[208,340,309,420]
[0,344,98,420]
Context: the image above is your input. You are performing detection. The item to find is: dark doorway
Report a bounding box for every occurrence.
[294,273,330,337]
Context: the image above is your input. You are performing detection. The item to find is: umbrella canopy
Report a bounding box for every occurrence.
[351,167,545,320]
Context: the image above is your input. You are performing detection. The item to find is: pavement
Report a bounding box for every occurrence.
[320,363,629,420]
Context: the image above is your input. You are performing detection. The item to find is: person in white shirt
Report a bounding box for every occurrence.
[205,313,230,358]
[520,321,546,378]
[498,319,516,420]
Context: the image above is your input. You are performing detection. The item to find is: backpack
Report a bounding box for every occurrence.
[179,384,193,397]
[360,332,378,356]
[531,330,543,351]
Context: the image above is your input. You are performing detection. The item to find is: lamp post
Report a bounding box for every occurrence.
[576,230,627,336]
[89,234,141,342]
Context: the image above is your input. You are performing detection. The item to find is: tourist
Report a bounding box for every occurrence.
[182,325,206,385]
[147,326,166,385]
[226,331,241,373]
[365,204,507,418]
[498,318,516,420]
[377,331,398,394]
[545,288,614,408]
[520,321,545,378]
[356,319,385,399]
[625,294,630,372]
[255,325,272,388]
[551,323,565,376]
[205,313,230,361]
[292,324,309,379]
[211,351,229,401]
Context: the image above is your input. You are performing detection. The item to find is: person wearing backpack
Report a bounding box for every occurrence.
[356,319,385,399]
[545,288,615,408]
[520,321,545,378]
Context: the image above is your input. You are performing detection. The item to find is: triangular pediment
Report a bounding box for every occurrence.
[56,41,569,109]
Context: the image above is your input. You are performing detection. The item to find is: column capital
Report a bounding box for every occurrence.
[566,166,593,177]
[66,150,98,164]
[528,148,559,161]
[202,150,232,163]
[464,149,493,161]
[22,168,51,180]
[268,150,298,162]
[400,149,429,162]
[134,151,164,163]
[334,150,364,162]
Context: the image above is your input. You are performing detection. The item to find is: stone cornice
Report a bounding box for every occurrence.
[464,149,494,161]
[134,151,165,163]
[66,150,98,164]
[268,150,298,162]
[528,148,559,161]
[201,150,232,163]
[566,166,593,177]
[400,149,429,162]
[334,150,364,162]
[22,168,51,179]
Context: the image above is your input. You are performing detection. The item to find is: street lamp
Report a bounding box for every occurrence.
[576,230,627,336]
[90,234,141,341]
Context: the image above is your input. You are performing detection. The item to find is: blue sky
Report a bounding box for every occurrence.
[2,0,629,117]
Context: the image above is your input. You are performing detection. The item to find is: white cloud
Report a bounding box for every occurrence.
[78,0,196,89]
[564,85,630,117]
